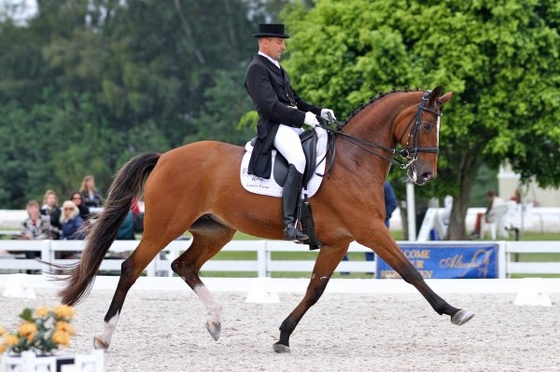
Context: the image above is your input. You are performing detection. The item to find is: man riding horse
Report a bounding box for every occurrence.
[244,23,336,242]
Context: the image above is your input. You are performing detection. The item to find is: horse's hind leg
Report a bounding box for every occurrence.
[274,244,348,353]
[94,240,168,350]
[171,217,236,341]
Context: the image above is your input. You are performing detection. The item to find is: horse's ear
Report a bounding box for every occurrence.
[428,86,452,106]
[427,86,443,107]
[438,91,453,105]
[431,85,443,97]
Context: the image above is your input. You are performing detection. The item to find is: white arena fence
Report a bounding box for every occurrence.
[1,239,560,279]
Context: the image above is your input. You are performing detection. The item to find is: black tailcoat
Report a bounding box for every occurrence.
[244,54,322,178]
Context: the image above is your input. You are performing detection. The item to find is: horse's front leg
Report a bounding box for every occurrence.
[273,244,348,353]
[361,230,474,326]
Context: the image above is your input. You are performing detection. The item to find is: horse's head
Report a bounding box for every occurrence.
[395,86,453,186]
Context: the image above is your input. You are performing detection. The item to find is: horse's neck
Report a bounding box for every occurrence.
[335,93,420,180]
[345,92,420,143]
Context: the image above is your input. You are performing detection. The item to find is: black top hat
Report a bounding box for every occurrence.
[253,23,290,38]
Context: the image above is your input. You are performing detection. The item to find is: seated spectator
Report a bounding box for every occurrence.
[40,189,62,239]
[116,210,135,240]
[60,200,85,240]
[20,199,51,259]
[80,175,104,208]
[131,198,144,233]
[70,192,90,221]
[472,190,505,238]
[116,199,144,240]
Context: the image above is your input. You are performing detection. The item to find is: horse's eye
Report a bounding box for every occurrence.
[422,122,433,131]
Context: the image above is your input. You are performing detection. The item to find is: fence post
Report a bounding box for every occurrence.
[257,241,267,278]
[42,240,53,275]
[498,241,507,279]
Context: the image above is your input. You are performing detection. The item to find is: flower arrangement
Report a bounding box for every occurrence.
[0,305,76,356]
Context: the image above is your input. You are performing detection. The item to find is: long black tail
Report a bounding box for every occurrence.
[59,152,161,306]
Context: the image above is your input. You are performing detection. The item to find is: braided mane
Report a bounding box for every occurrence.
[340,87,421,128]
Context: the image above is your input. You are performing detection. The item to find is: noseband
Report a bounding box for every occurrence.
[320,90,442,172]
[396,90,442,169]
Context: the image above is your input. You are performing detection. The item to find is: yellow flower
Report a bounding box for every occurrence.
[18,322,38,342]
[0,326,6,336]
[0,343,5,354]
[53,305,75,319]
[3,334,19,347]
[34,306,50,318]
[55,321,76,336]
[52,330,70,347]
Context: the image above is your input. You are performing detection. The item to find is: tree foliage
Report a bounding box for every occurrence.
[0,0,268,208]
[281,0,560,238]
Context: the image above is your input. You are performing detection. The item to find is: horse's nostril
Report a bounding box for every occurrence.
[423,172,434,181]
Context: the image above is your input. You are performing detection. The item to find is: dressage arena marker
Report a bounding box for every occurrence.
[245,277,279,303]
[2,273,36,299]
[514,277,551,306]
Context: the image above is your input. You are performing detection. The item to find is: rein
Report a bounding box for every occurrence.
[318,90,442,175]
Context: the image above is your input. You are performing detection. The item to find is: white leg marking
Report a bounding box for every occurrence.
[98,313,119,347]
[194,284,223,324]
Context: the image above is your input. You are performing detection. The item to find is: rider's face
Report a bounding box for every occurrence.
[261,37,286,61]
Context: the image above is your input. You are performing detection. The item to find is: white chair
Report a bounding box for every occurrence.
[481,201,517,239]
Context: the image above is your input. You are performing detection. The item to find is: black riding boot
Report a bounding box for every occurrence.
[283,165,309,242]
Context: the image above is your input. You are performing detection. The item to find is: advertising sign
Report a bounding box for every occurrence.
[376,243,498,279]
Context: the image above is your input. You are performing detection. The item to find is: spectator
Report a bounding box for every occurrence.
[20,199,51,259]
[80,175,103,208]
[40,189,62,239]
[60,200,85,240]
[70,191,90,221]
[472,190,505,238]
[116,211,135,240]
[510,188,521,203]
[131,198,144,233]
[116,199,144,240]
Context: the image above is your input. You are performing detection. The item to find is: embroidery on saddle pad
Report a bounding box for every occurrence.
[240,128,328,198]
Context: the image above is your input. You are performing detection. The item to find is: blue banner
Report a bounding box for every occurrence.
[376,243,498,279]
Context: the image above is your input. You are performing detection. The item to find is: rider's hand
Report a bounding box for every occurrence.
[320,108,336,121]
[304,111,320,127]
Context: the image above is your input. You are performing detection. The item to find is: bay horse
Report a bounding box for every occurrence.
[57,86,474,353]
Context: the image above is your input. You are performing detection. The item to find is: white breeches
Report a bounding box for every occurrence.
[274,124,306,173]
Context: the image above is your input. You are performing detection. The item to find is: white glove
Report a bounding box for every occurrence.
[304,111,319,127]
[320,108,336,121]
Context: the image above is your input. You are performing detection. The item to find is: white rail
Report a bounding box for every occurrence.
[1,239,560,278]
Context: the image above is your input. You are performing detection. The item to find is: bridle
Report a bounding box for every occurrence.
[318,90,442,174]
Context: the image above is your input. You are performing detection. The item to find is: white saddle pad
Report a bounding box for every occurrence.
[240,127,328,198]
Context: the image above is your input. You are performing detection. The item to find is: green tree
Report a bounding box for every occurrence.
[281,0,560,239]
[0,0,261,208]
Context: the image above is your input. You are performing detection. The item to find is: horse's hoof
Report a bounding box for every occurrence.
[206,320,221,341]
[451,309,475,326]
[273,342,290,353]
[93,335,109,350]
